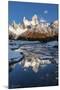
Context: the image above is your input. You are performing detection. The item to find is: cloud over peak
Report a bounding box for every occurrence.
[44,10,48,14]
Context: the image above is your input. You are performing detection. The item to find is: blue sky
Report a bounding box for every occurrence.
[8,1,58,24]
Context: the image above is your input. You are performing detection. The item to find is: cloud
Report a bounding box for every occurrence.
[40,19,46,23]
[40,17,46,23]
[44,10,48,14]
[40,17,50,26]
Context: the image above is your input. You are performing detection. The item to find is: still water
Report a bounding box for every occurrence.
[9,40,58,88]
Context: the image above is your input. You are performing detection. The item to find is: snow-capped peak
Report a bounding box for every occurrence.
[9,14,58,40]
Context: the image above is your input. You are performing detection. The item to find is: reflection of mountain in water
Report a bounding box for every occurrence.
[14,48,51,72]
[9,40,58,88]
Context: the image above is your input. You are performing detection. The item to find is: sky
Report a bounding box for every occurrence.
[8,1,58,24]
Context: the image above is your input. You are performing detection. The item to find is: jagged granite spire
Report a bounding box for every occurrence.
[9,15,58,40]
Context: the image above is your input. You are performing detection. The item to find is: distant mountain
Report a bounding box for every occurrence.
[9,14,58,41]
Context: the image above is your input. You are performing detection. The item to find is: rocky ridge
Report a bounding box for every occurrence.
[9,14,58,41]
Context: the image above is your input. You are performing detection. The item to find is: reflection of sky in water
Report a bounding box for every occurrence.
[9,40,58,88]
[9,63,57,88]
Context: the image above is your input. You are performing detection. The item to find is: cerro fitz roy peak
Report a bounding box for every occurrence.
[9,14,58,40]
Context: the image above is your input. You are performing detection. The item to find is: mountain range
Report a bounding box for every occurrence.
[9,14,58,41]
